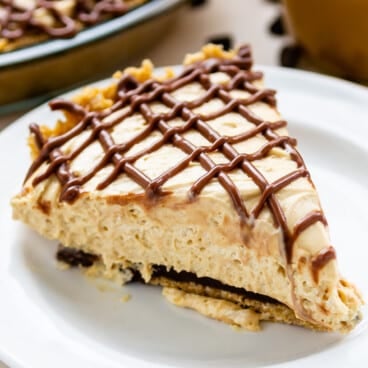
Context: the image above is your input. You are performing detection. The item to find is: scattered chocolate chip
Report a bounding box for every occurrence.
[280,45,303,68]
[190,0,207,7]
[269,15,285,36]
[206,35,233,51]
[56,245,98,267]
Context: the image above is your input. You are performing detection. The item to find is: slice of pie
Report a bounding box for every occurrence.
[0,0,147,53]
[11,44,363,332]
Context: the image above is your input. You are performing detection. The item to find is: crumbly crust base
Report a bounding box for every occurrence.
[154,277,329,331]
[56,250,349,332]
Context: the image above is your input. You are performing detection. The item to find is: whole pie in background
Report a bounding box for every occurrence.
[0,0,148,52]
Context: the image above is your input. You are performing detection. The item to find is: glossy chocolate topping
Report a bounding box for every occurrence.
[0,0,130,40]
[311,246,336,283]
[26,45,333,274]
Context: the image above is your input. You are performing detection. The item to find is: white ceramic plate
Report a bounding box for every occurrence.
[0,66,367,368]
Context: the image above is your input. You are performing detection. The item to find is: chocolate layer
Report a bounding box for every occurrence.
[56,245,279,305]
[56,245,98,267]
[151,265,279,305]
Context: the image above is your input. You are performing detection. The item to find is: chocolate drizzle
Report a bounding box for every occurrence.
[26,45,330,272]
[311,246,336,283]
[0,0,131,41]
[287,210,328,262]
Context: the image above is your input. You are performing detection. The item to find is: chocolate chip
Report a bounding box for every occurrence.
[269,15,285,36]
[190,0,207,7]
[206,35,233,51]
[280,45,303,68]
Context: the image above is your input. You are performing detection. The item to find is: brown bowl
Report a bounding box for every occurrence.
[284,0,368,82]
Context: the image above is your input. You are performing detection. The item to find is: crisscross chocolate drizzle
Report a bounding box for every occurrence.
[0,0,132,40]
[25,45,335,271]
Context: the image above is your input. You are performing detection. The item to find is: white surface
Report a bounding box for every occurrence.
[0,66,368,367]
